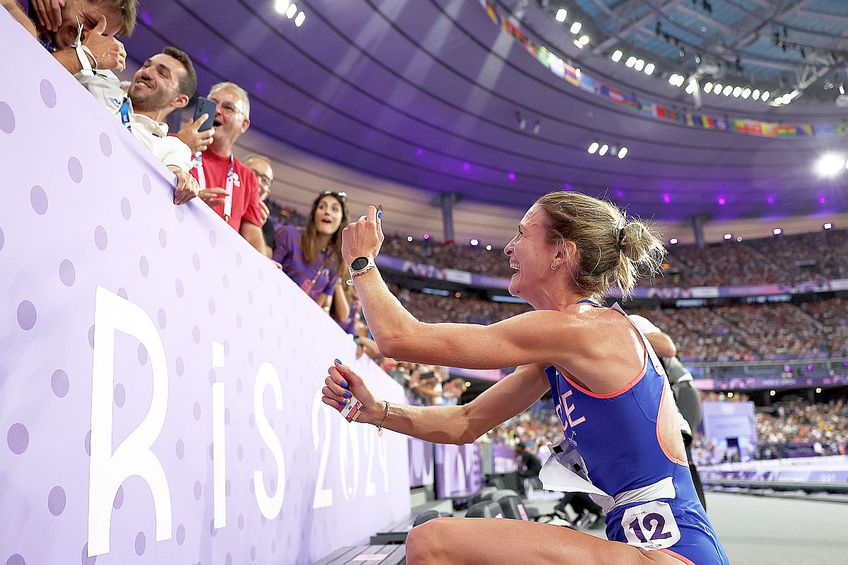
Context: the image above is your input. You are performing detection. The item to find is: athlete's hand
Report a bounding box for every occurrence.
[322,360,380,423]
[341,205,383,264]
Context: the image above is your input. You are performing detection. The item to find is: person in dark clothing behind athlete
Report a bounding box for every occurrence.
[321,192,729,565]
[514,443,542,496]
[629,315,707,510]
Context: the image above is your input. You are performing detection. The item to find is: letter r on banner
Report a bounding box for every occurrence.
[88,286,172,556]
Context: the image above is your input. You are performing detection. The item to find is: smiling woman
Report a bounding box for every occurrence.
[272,190,350,312]
[321,192,729,565]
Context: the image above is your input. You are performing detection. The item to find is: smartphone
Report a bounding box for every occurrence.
[193,97,217,132]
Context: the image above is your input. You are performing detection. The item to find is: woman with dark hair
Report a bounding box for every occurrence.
[322,192,729,564]
[273,190,349,313]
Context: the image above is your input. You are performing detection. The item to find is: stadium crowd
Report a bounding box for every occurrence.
[380,229,848,289]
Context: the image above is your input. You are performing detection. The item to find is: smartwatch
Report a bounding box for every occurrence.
[347,256,376,285]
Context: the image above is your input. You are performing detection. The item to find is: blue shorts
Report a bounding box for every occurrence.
[604,470,729,564]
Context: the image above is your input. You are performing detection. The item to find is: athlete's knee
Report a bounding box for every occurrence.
[406,517,452,564]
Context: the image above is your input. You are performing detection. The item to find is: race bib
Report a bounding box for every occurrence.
[621,501,681,550]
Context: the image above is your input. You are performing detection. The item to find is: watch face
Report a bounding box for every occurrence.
[351,257,369,271]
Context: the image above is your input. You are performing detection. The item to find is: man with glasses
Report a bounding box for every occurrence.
[244,154,276,258]
[188,81,266,255]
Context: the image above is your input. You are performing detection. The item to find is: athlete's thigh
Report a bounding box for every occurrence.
[405,517,683,565]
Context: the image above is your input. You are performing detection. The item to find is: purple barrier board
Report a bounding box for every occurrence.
[434,444,482,498]
[0,13,409,565]
[694,374,848,391]
[492,444,519,474]
[408,438,435,489]
[701,456,848,485]
[701,401,758,463]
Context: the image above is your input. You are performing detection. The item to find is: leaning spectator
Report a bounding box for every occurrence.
[8,0,135,75]
[75,46,199,204]
[187,82,266,255]
[273,191,349,313]
[243,154,276,257]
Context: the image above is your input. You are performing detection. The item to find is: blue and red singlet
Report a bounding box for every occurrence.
[545,301,729,564]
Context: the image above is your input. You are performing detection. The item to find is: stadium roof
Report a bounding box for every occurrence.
[124,0,848,241]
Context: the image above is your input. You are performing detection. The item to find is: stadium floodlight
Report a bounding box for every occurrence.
[762,90,770,101]
[618,146,628,159]
[570,21,582,34]
[742,87,751,99]
[407,235,413,242]
[713,83,722,94]
[274,0,291,15]
[587,141,599,154]
[625,56,637,68]
[611,49,623,62]
[294,11,306,26]
[722,85,732,96]
[823,223,832,230]
[669,238,678,245]
[736,236,743,242]
[816,388,822,393]
[704,82,713,93]
[485,244,493,251]
[286,2,297,18]
[644,63,655,75]
[772,228,782,236]
[555,8,567,22]
[599,144,609,156]
[634,59,645,72]
[723,233,732,240]
[769,390,776,396]
[732,86,742,97]
[752,89,760,100]
[814,153,846,178]
[470,238,479,246]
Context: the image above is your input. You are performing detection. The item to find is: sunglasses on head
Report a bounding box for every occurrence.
[319,190,348,203]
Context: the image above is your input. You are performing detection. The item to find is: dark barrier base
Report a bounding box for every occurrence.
[315,545,406,564]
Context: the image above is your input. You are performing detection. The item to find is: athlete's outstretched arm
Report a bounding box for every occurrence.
[342,206,588,370]
[323,362,550,444]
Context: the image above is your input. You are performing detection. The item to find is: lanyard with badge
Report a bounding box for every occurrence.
[195,152,235,220]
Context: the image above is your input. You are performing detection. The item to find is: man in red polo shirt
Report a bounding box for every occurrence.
[191,81,265,254]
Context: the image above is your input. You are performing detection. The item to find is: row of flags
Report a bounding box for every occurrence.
[480,0,848,139]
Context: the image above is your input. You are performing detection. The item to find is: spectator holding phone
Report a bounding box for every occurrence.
[273,190,349,312]
[243,154,276,257]
[188,82,266,255]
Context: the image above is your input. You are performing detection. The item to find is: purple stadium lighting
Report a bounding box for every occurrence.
[423,233,430,240]
[819,195,827,205]
[767,196,775,204]
[415,148,424,156]
[462,162,471,171]
[662,193,671,203]
[508,171,516,181]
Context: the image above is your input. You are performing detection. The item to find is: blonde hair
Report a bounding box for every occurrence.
[209,81,251,118]
[535,192,665,299]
